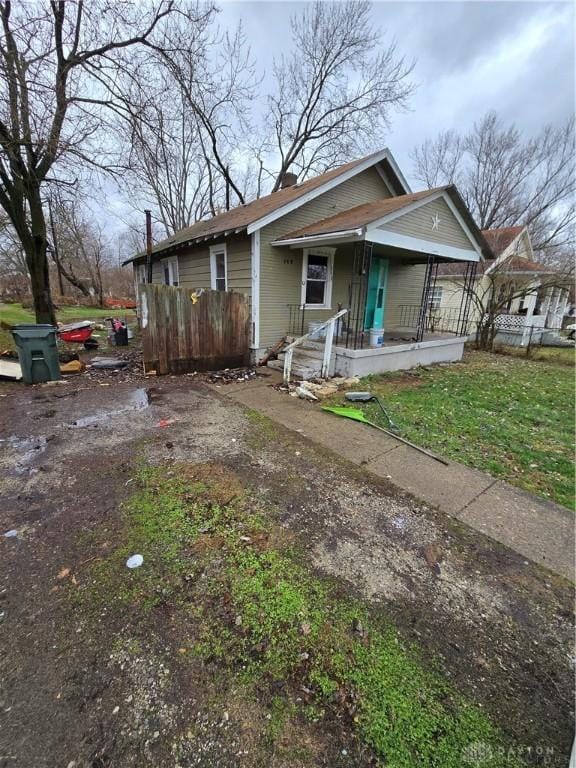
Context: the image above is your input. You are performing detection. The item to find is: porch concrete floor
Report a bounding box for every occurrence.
[330,330,456,350]
[214,369,575,581]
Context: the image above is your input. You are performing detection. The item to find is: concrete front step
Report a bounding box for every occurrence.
[267,346,336,379]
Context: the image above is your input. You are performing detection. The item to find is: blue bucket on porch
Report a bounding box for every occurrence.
[369,328,384,347]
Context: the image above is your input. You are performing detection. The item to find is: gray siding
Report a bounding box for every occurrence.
[259,167,391,347]
[226,236,251,295]
[384,263,426,328]
[177,247,211,289]
[379,197,474,251]
[147,233,252,296]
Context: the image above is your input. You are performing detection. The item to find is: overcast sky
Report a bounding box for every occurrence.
[107,0,575,242]
[219,0,574,179]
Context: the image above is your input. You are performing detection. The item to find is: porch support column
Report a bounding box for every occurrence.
[456,261,477,337]
[347,240,373,350]
[416,255,436,342]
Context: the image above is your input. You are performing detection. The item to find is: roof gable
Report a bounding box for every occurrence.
[274,186,491,261]
[481,226,524,258]
[374,193,478,254]
[124,149,410,263]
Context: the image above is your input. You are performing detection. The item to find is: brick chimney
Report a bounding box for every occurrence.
[280,172,298,189]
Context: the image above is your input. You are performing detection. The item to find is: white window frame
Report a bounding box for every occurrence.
[428,285,443,310]
[210,244,228,291]
[161,256,179,286]
[301,247,335,310]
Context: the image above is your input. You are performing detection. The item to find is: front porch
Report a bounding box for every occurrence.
[277,240,477,378]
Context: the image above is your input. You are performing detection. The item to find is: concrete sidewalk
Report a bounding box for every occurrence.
[212,372,575,581]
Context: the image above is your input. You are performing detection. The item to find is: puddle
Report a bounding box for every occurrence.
[68,388,150,428]
[0,435,48,475]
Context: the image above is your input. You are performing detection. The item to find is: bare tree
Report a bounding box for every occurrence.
[0,212,28,298]
[159,22,257,211]
[412,112,575,260]
[266,0,414,191]
[123,90,216,236]
[0,0,208,323]
[48,192,113,304]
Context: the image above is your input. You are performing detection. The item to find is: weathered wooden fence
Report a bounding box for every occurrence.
[139,285,250,375]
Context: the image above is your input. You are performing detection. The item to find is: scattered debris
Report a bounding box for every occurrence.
[207,367,261,384]
[258,338,287,366]
[300,622,312,636]
[126,554,144,569]
[3,529,18,538]
[157,418,175,428]
[296,385,318,401]
[0,359,22,381]
[422,544,442,576]
[60,359,85,375]
[90,358,129,370]
[57,567,71,580]
[299,381,338,398]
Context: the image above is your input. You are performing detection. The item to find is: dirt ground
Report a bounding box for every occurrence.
[0,372,574,767]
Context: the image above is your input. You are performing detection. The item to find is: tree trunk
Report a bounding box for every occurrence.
[26,191,56,324]
[476,319,495,351]
[25,241,56,324]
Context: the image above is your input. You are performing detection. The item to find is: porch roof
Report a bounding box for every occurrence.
[272,185,492,263]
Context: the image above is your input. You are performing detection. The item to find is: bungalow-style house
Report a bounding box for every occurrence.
[126,148,493,377]
[435,225,571,347]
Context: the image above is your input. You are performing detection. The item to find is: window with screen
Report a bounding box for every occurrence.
[210,246,227,291]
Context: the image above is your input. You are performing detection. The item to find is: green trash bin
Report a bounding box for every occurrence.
[11,324,61,384]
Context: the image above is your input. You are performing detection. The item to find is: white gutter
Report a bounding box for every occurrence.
[271,228,364,247]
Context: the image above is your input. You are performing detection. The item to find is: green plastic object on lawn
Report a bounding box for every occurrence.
[321,405,449,465]
[11,324,61,384]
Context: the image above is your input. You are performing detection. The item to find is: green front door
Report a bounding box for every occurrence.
[364,256,388,330]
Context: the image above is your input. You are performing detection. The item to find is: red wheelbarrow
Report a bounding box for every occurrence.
[57,321,97,349]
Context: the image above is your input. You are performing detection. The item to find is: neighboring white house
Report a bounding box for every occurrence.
[434,225,571,346]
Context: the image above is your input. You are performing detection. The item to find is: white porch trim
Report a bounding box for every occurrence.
[365,229,479,262]
[250,231,260,350]
[271,229,363,248]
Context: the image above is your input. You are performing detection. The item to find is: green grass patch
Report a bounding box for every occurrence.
[329,351,574,510]
[80,462,521,766]
[0,302,135,350]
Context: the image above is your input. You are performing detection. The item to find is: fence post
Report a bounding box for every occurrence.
[322,317,335,378]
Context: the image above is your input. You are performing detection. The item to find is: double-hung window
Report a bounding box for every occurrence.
[162,257,179,286]
[301,248,334,309]
[210,245,227,291]
[428,285,443,310]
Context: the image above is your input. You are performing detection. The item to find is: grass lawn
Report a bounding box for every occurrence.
[0,302,134,350]
[344,350,575,510]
